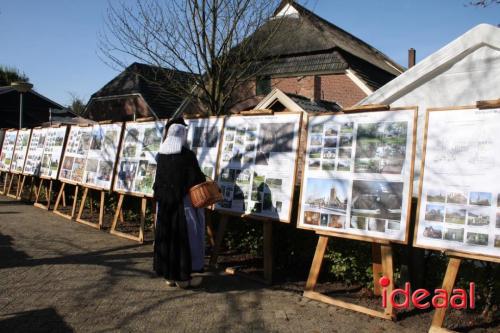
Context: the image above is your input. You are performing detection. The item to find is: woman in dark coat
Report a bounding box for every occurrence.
[153,118,206,287]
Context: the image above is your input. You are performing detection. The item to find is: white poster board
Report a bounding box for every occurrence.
[215,112,302,222]
[59,126,93,184]
[415,106,500,259]
[82,123,123,190]
[114,120,165,197]
[298,109,417,243]
[186,117,224,180]
[10,129,32,174]
[39,126,68,179]
[23,128,48,176]
[0,130,18,172]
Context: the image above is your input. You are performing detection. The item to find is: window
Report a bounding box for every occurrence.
[256,76,271,96]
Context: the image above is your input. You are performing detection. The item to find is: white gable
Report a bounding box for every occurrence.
[275,3,299,18]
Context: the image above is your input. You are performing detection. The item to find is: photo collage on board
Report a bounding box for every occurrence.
[0,131,17,171]
[59,126,93,183]
[83,124,122,190]
[39,127,67,179]
[187,118,221,180]
[422,188,500,250]
[115,121,164,196]
[301,113,412,241]
[23,128,47,176]
[10,130,31,173]
[216,115,299,221]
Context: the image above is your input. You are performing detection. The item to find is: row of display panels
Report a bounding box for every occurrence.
[0,106,499,261]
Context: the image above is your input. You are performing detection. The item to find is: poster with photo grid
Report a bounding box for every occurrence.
[186,117,224,180]
[82,123,123,190]
[0,130,18,172]
[39,126,68,179]
[415,106,500,259]
[59,126,93,184]
[113,120,165,197]
[10,129,32,174]
[215,112,302,222]
[298,109,417,243]
[23,128,48,176]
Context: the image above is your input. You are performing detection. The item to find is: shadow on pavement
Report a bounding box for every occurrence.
[0,308,73,332]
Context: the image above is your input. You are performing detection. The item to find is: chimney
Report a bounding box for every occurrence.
[408,48,416,68]
[313,75,321,102]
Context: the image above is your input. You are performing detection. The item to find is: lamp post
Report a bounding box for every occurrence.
[11,81,34,129]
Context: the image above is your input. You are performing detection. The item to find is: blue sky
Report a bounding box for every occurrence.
[0,1,498,106]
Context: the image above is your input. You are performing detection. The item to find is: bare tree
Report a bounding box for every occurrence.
[99,0,289,116]
[67,92,87,116]
[469,0,500,6]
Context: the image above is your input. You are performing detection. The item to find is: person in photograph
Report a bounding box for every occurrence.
[154,118,206,289]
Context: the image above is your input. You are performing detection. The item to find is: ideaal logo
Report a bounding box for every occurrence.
[380,276,475,309]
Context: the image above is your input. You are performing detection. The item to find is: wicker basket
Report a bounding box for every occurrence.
[189,179,223,208]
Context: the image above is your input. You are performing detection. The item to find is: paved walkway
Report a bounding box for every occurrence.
[0,196,431,332]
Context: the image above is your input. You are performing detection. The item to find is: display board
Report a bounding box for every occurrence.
[82,123,123,190]
[298,109,417,243]
[186,117,224,180]
[39,126,68,179]
[59,126,93,184]
[23,128,48,176]
[0,130,18,172]
[215,112,302,222]
[10,129,32,174]
[415,106,500,259]
[114,120,165,197]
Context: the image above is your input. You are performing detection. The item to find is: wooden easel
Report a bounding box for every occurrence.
[428,252,499,333]
[17,174,38,201]
[6,173,22,198]
[75,185,106,229]
[210,213,275,285]
[33,178,55,210]
[53,182,79,220]
[303,233,395,320]
[109,193,155,243]
[1,172,10,195]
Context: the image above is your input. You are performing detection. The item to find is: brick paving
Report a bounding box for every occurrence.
[0,196,435,332]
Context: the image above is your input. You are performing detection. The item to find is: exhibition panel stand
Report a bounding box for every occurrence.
[110,117,165,243]
[6,128,31,199]
[210,110,303,284]
[299,104,418,320]
[0,129,19,195]
[413,99,500,332]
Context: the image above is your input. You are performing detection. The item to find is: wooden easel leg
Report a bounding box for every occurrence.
[209,214,228,267]
[28,176,36,202]
[381,243,395,319]
[263,220,273,284]
[2,173,9,194]
[206,211,216,247]
[71,186,79,219]
[111,194,124,231]
[17,175,26,199]
[62,189,66,207]
[46,180,53,209]
[6,174,14,196]
[429,258,462,332]
[372,243,383,296]
[305,236,329,291]
[98,191,105,229]
[53,182,65,212]
[138,197,146,243]
[77,187,89,221]
[35,179,44,203]
[89,194,94,216]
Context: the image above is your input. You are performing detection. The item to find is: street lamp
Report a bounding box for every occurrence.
[10,81,33,129]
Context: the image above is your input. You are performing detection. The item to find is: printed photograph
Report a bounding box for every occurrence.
[311,124,323,133]
[192,127,205,147]
[90,129,104,150]
[467,208,490,227]
[447,191,468,205]
[354,121,407,174]
[340,122,354,134]
[339,148,351,159]
[118,161,138,190]
[97,161,113,182]
[85,159,99,173]
[220,168,236,182]
[497,213,500,228]
[78,133,92,155]
[423,225,443,239]
[350,216,367,230]
[104,130,117,150]
[328,214,345,229]
[339,134,353,147]
[495,235,500,248]
[322,148,336,159]
[469,192,492,206]
[322,161,335,170]
[304,178,349,214]
[224,131,235,142]
[246,131,257,142]
[304,211,320,226]
[466,232,488,246]
[309,147,322,159]
[324,137,337,148]
[444,228,464,242]
[62,156,74,171]
[202,166,214,178]
[351,180,403,220]
[143,127,162,152]
[387,220,401,230]
[138,160,148,177]
[276,201,282,213]
[425,204,444,222]
[445,207,466,224]
[72,158,85,182]
[123,144,137,157]
[324,125,338,136]
[310,135,323,146]
[368,218,386,232]
[235,136,244,146]
[235,169,251,184]
[320,214,329,226]
[255,150,269,165]
[337,159,351,172]
[426,189,446,203]
[258,122,294,153]
[265,178,282,189]
[125,128,139,143]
